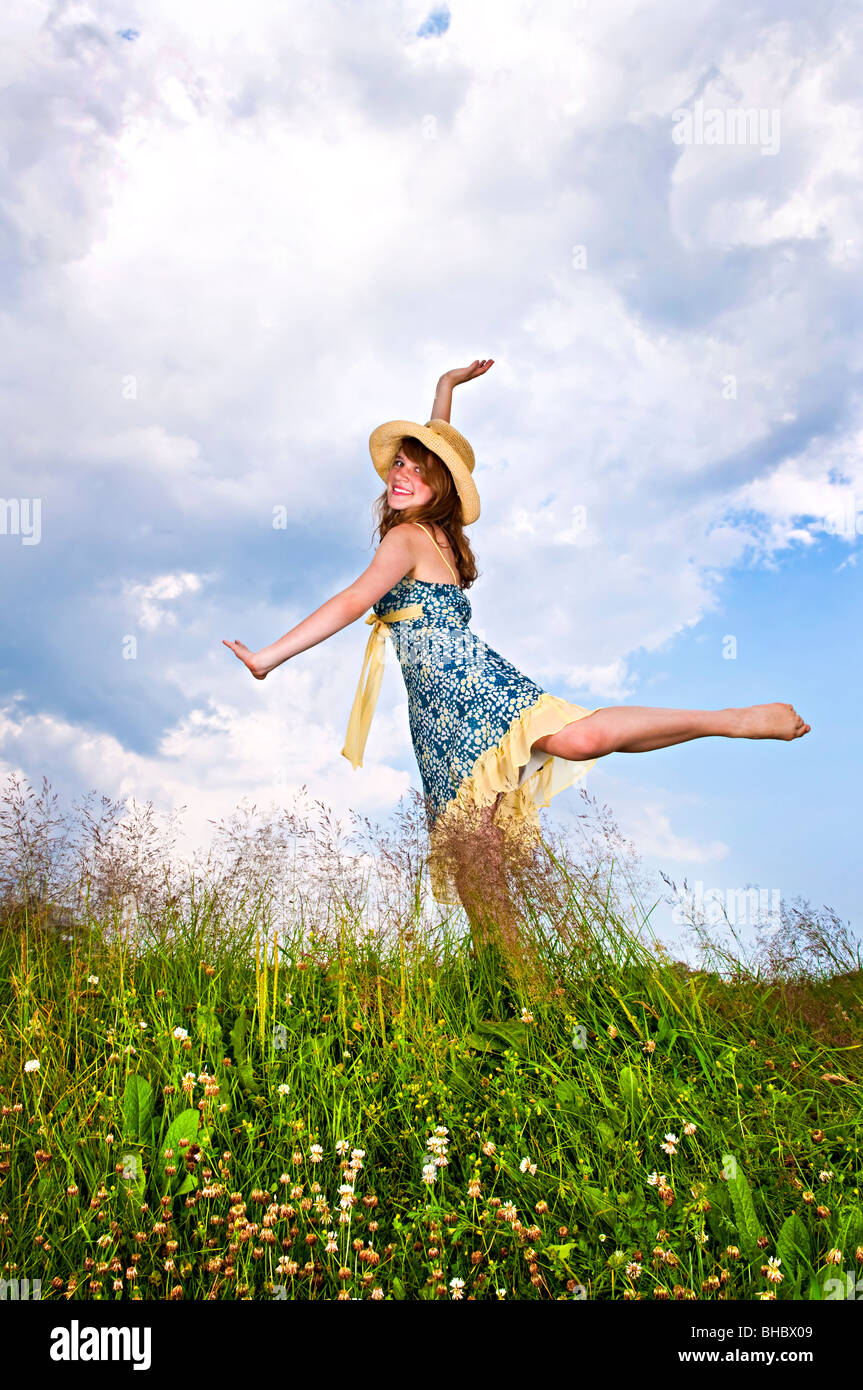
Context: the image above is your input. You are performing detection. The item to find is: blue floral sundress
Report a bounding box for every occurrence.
[343,522,599,904]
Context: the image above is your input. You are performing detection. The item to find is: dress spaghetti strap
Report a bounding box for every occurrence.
[410,521,459,587]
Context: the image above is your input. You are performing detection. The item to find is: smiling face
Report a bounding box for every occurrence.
[386,448,436,511]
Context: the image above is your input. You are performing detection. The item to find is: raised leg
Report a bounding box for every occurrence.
[531,702,811,760]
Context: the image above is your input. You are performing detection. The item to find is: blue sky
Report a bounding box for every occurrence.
[1,0,860,956]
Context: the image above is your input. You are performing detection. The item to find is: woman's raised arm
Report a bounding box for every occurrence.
[222,525,417,679]
[430,359,494,421]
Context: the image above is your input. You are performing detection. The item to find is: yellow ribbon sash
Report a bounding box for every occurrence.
[341,603,424,769]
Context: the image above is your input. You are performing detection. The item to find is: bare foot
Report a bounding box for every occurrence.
[728,702,811,740]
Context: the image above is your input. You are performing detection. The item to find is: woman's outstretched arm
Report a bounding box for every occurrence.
[223,524,418,679]
[430,359,495,421]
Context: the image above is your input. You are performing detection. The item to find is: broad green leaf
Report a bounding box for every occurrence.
[580,1185,617,1224]
[838,1207,863,1255]
[776,1213,811,1276]
[618,1066,643,1117]
[122,1074,154,1144]
[726,1163,760,1259]
[158,1109,200,1194]
[118,1144,147,1203]
[596,1120,616,1150]
[230,1005,261,1094]
[196,1002,223,1051]
[473,1019,529,1051]
[555,1080,586,1111]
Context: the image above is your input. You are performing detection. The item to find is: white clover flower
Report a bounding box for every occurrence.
[277,1084,291,1096]
[172,1027,188,1041]
[421,1162,437,1185]
[24,1059,40,1073]
[88,975,99,986]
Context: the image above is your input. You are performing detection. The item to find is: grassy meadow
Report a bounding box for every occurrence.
[1,772,861,1302]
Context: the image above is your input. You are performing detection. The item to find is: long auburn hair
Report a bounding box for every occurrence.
[372,435,479,590]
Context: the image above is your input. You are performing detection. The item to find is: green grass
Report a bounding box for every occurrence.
[1,776,862,1301]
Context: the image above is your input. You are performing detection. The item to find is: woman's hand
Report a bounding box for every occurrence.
[223,638,269,680]
[431,361,494,421]
[441,360,494,387]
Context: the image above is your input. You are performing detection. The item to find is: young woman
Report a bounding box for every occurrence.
[224,361,811,908]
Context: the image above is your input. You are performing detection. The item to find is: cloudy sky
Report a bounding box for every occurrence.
[1,0,860,951]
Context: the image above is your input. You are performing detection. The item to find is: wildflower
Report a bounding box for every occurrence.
[499,1201,518,1223]
[277,1084,290,1096]
[643,1040,656,1054]
[764,1256,784,1284]
[660,1133,679,1156]
[520,1009,534,1025]
[88,976,99,986]
[284,993,292,1007]
[607,1025,618,1039]
[481,1141,496,1157]
[335,1139,350,1156]
[647,1171,666,1187]
[325,1232,338,1253]
[626,1262,642,1280]
[519,1157,537,1177]
[172,1027,188,1042]
[138,1021,147,1031]
[309,1145,323,1163]
[467,1178,481,1198]
[421,1162,437,1185]
[24,1059,40,1074]
[683,1122,697,1135]
[495,1287,506,1298]
[450,1277,465,1299]
[819,1170,834,1183]
[350,1149,365,1169]
[825,1248,842,1266]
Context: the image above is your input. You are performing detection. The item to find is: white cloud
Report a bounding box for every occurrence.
[121,571,206,630]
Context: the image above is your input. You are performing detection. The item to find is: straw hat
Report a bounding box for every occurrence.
[369,418,481,525]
